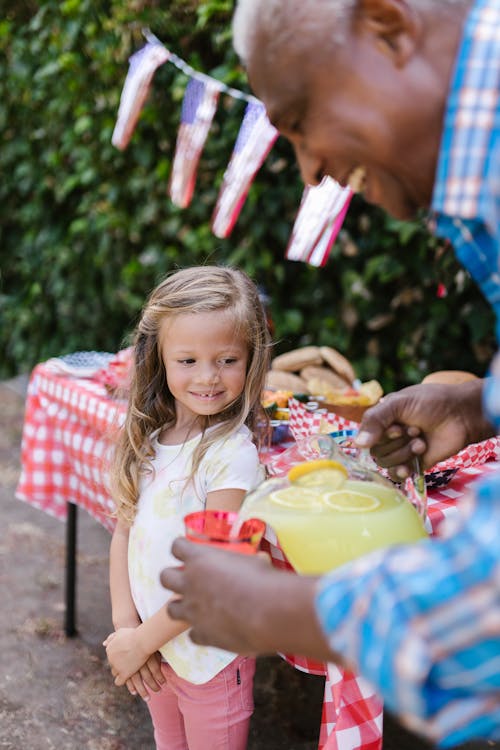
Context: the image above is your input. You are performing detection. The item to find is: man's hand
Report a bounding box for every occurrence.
[162,540,271,653]
[161,538,335,662]
[356,380,492,481]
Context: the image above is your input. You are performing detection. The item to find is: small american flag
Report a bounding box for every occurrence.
[169,77,220,208]
[286,176,353,267]
[212,100,278,238]
[112,42,170,151]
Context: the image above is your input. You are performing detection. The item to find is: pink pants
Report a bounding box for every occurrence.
[146,655,256,750]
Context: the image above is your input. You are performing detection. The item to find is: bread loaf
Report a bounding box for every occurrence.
[319,346,355,385]
[422,370,479,385]
[271,346,323,372]
[265,369,309,393]
[300,366,351,391]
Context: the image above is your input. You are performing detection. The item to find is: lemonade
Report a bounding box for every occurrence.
[240,460,428,575]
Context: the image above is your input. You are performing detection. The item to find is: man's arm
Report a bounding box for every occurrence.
[162,506,500,748]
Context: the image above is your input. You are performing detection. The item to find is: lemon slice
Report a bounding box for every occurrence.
[269,486,324,509]
[288,459,348,484]
[294,468,347,490]
[323,489,380,512]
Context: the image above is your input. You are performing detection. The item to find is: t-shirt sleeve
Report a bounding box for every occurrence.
[203,429,264,494]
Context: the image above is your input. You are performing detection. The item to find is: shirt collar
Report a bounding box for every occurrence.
[431,0,500,233]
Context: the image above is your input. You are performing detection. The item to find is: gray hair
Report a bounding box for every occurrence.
[233,0,466,66]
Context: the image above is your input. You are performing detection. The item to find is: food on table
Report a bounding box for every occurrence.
[274,407,290,421]
[240,459,427,575]
[313,379,384,426]
[264,343,383,423]
[265,369,309,393]
[261,389,304,442]
[262,389,294,409]
[300,365,351,391]
[422,370,479,385]
[270,344,354,387]
[320,379,383,407]
[319,345,356,386]
[271,345,323,372]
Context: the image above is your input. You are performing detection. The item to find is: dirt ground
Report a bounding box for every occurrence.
[0,378,325,750]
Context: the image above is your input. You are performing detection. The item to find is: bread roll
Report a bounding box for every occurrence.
[300,365,351,391]
[271,346,323,372]
[422,370,479,385]
[265,369,309,393]
[319,346,355,385]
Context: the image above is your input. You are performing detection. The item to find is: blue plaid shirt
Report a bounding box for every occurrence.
[432,0,500,335]
[315,1,500,746]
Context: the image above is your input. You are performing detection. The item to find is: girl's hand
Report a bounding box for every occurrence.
[103,627,151,685]
[124,652,165,701]
[138,651,165,693]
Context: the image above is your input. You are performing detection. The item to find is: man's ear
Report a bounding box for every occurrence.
[356,0,420,66]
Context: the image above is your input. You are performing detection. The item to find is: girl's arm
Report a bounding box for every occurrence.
[108,520,167,692]
[104,599,189,685]
[105,488,247,685]
[109,520,141,629]
[205,487,247,512]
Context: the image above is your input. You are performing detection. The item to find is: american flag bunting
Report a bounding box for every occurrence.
[169,77,220,208]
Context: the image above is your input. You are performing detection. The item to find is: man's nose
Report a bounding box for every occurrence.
[294,145,324,186]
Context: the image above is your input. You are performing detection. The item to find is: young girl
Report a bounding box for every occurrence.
[103,266,271,750]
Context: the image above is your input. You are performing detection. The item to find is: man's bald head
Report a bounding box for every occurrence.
[233,0,466,68]
[232,0,471,220]
[232,0,352,66]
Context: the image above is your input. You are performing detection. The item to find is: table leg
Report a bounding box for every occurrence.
[64,501,78,637]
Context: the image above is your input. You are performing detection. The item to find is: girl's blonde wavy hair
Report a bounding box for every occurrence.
[109,265,271,524]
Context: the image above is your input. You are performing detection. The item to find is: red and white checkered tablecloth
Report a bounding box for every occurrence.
[15,362,500,750]
[16,363,126,532]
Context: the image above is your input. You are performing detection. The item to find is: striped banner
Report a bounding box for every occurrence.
[112,37,354,266]
[286,177,353,267]
[169,77,220,208]
[211,100,278,238]
[112,41,170,151]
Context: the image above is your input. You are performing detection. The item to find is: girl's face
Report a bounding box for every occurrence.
[159,310,249,423]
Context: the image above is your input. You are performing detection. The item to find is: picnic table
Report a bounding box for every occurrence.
[15,355,500,750]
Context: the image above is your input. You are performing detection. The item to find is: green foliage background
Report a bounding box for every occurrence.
[1,0,496,390]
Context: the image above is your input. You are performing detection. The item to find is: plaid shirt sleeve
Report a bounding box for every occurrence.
[315,473,500,748]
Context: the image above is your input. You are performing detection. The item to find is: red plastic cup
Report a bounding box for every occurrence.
[184,510,266,555]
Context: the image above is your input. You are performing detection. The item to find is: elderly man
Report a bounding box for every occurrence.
[161,1,500,747]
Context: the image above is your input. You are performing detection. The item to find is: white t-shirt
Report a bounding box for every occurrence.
[128,424,264,684]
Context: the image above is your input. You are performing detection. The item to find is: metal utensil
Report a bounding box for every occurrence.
[412,454,428,521]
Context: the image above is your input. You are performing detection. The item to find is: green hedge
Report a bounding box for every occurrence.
[1,0,495,390]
